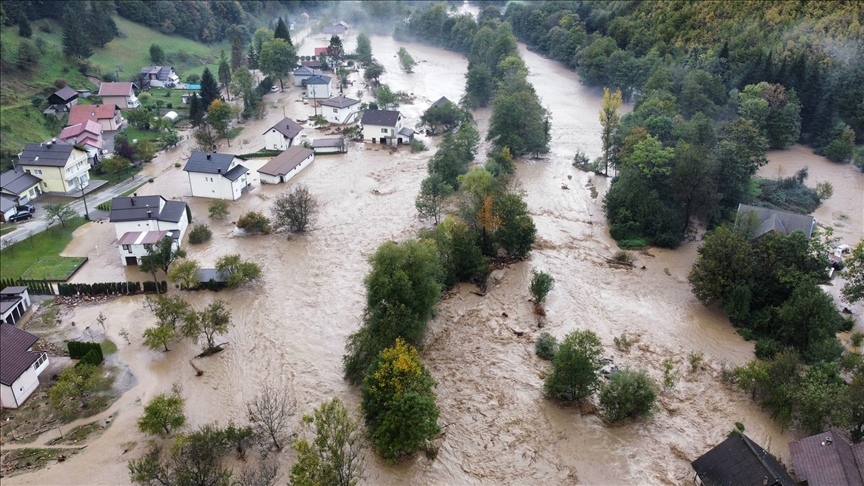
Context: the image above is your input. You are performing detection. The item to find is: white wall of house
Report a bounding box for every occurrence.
[259,153,315,185]
[119,240,180,266]
[1,206,16,222]
[112,216,188,241]
[307,82,332,100]
[187,172,247,201]
[0,353,48,409]
[363,122,404,143]
[325,106,357,124]
[102,94,140,110]
[294,74,315,87]
[263,129,299,151]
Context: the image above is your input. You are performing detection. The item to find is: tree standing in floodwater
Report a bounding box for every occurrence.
[599,87,622,176]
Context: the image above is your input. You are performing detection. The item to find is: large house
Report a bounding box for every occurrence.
[318,95,360,124]
[98,82,140,110]
[258,147,315,184]
[305,75,333,100]
[1,168,42,204]
[789,429,864,486]
[691,433,795,486]
[0,320,49,409]
[293,65,322,87]
[361,110,414,145]
[263,117,304,151]
[108,195,189,266]
[68,104,123,132]
[735,204,817,239]
[183,151,249,200]
[59,120,104,164]
[17,141,90,194]
[139,66,179,88]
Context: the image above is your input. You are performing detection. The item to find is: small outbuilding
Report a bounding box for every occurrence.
[263,117,304,151]
[0,322,49,409]
[47,86,79,112]
[258,147,315,184]
[1,286,32,325]
[162,111,179,124]
[312,138,347,154]
[692,433,795,486]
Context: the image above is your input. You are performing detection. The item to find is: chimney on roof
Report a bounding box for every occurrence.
[130,197,135,205]
[147,210,152,219]
[207,153,211,160]
[52,138,57,143]
[217,168,221,174]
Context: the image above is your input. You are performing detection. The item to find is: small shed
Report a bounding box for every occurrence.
[162,111,179,124]
[312,137,346,154]
[0,287,31,325]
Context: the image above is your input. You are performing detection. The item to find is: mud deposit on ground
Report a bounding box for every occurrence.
[7,34,862,486]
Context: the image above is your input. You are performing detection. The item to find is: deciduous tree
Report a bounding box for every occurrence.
[215,253,262,288]
[290,397,365,486]
[181,300,231,351]
[415,174,452,224]
[544,330,603,402]
[599,368,658,423]
[259,39,296,90]
[44,202,78,228]
[271,184,318,232]
[49,364,110,419]
[168,259,201,290]
[843,240,864,304]
[247,384,296,451]
[140,237,186,294]
[138,390,186,436]
[599,87,622,176]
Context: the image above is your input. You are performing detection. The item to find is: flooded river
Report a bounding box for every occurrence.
[8,30,863,486]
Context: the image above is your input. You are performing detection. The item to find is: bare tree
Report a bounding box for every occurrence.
[271,184,318,233]
[235,457,279,486]
[247,384,296,450]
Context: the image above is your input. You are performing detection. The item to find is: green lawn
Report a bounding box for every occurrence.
[0,217,88,280]
[20,256,88,281]
[0,225,14,237]
[227,126,245,139]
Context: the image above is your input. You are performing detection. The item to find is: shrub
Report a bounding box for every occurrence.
[544,330,603,402]
[77,348,103,367]
[806,338,844,363]
[529,271,554,304]
[409,138,427,153]
[754,338,783,360]
[599,368,657,423]
[535,332,558,360]
[67,341,103,360]
[662,357,679,390]
[166,103,173,109]
[237,211,271,234]
[851,332,864,347]
[613,333,633,352]
[188,224,212,244]
[54,78,68,89]
[612,250,632,263]
[209,199,229,219]
[174,162,181,168]
[148,178,154,183]
[688,352,704,372]
[138,92,152,102]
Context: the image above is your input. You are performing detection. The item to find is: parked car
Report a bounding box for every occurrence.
[270,85,280,92]
[16,204,35,213]
[8,211,32,223]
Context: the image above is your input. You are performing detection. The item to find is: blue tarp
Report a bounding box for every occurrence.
[185,84,201,89]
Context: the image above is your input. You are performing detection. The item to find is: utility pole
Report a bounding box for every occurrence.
[80,182,90,221]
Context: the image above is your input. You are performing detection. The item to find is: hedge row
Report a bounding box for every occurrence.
[57,281,167,296]
[76,349,104,367]
[0,278,53,295]
[68,341,103,361]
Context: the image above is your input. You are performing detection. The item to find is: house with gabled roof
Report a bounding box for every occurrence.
[59,120,104,163]
[1,168,42,205]
[258,146,315,185]
[98,82,140,110]
[264,117,304,151]
[319,95,360,124]
[44,86,79,114]
[789,429,864,486]
[68,104,123,132]
[139,66,179,88]
[692,433,795,486]
[183,152,249,200]
[17,140,90,194]
[109,194,189,266]
[361,109,413,146]
[735,204,817,240]
[305,75,332,100]
[0,320,49,409]
[293,65,322,86]
[322,23,348,38]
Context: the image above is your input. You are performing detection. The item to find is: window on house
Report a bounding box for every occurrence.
[333,108,338,113]
[66,167,72,173]
[122,244,131,252]
[381,128,388,133]
[33,353,47,370]
[34,169,42,175]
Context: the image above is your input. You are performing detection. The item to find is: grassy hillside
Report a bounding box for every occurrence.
[0,16,227,164]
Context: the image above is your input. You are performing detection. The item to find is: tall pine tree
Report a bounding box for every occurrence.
[247,44,258,70]
[88,1,118,48]
[274,17,292,47]
[188,93,204,127]
[18,15,32,38]
[62,7,93,59]
[199,67,220,109]
[218,50,232,98]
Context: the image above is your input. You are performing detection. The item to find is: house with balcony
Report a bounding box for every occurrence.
[68,104,123,132]
[319,95,360,124]
[139,66,179,88]
[183,152,249,200]
[361,110,414,145]
[98,82,140,110]
[109,194,189,266]
[17,140,90,194]
[59,120,104,164]
[1,320,49,409]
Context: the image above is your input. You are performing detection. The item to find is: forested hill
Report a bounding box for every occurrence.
[505,1,864,147]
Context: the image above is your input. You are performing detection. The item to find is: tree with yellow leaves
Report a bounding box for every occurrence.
[599,87,622,176]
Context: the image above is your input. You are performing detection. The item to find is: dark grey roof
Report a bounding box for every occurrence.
[312,138,344,148]
[140,66,174,81]
[736,204,816,239]
[18,141,76,167]
[361,110,401,127]
[322,24,347,35]
[258,147,314,176]
[399,127,415,137]
[1,169,42,195]
[293,66,317,76]
[223,164,248,182]
[692,433,795,486]
[0,324,41,386]
[197,268,226,284]
[183,151,238,175]
[319,95,359,109]
[430,96,453,108]
[0,195,16,213]
[305,75,331,85]
[0,286,28,295]
[265,118,303,139]
[789,429,864,486]
[48,86,79,104]
[109,195,187,223]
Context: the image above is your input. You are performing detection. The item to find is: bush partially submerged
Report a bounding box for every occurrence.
[236,211,271,234]
[188,224,212,244]
[599,368,657,423]
[535,332,558,360]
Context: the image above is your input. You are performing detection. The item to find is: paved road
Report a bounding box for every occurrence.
[1,175,148,247]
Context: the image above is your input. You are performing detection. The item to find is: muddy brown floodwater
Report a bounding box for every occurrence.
[7,32,863,486]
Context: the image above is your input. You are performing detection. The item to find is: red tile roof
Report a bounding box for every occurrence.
[98,82,134,96]
[67,104,119,126]
[0,324,41,386]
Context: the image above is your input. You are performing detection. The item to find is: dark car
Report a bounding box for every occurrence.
[8,211,33,223]
[16,204,35,213]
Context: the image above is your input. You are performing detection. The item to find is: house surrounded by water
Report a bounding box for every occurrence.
[183,151,250,200]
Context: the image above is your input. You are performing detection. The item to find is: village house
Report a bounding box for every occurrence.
[1,286,31,325]
[109,194,189,266]
[311,138,347,154]
[43,86,79,115]
[293,65,322,86]
[97,82,140,110]
[59,120,104,164]
[258,146,315,184]
[361,109,414,145]
[322,23,348,39]
[301,60,322,70]
[789,429,864,486]
[305,75,333,100]
[139,65,179,89]
[17,140,90,194]
[116,230,179,266]
[68,104,123,132]
[1,167,42,205]
[691,433,795,486]
[318,95,360,124]
[0,321,49,409]
[183,151,249,200]
[314,47,332,63]
[0,195,18,222]
[263,117,304,151]
[735,204,817,239]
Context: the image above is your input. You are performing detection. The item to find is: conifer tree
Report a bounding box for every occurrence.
[274,17,292,47]
[62,7,93,59]
[188,93,204,127]
[199,67,220,108]
[18,15,31,38]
